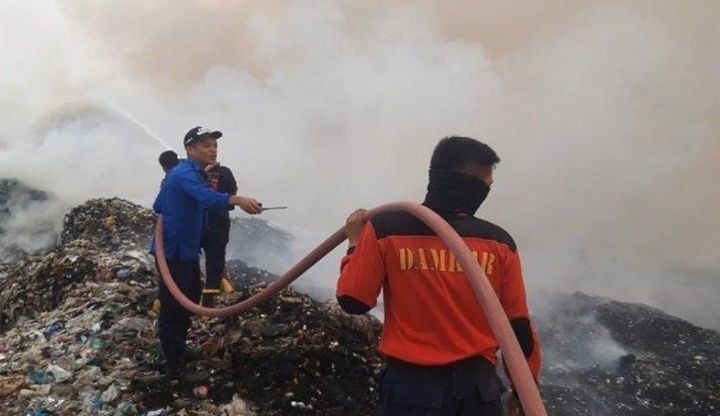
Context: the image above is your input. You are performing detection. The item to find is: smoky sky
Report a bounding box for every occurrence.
[0,0,718,328]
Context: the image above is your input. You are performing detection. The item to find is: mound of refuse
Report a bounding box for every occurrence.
[0,198,382,415]
[536,292,720,416]
[0,197,718,415]
[0,198,156,332]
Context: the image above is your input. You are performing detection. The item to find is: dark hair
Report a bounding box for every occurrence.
[158,150,179,171]
[429,136,500,172]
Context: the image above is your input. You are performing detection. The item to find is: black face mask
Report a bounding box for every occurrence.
[422,169,490,215]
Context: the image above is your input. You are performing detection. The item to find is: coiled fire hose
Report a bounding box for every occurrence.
[154,201,547,415]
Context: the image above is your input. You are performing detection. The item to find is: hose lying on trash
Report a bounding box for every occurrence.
[154,201,547,416]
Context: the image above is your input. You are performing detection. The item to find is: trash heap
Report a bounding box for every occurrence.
[224,284,382,414]
[1,196,719,415]
[0,198,156,331]
[536,292,720,416]
[0,198,383,415]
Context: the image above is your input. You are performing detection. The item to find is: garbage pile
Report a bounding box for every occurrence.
[223,282,382,415]
[0,198,156,331]
[1,196,719,415]
[536,292,720,416]
[0,198,383,415]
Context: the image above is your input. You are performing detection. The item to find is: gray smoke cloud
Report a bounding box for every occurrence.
[0,1,718,328]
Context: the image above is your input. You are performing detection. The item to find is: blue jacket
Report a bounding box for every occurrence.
[151,159,231,261]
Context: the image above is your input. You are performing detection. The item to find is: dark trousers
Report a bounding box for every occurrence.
[202,239,226,290]
[380,357,505,416]
[202,224,229,291]
[157,258,202,362]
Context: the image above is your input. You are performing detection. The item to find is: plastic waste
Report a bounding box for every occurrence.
[42,322,64,338]
[28,371,53,385]
[101,383,119,403]
[47,365,72,383]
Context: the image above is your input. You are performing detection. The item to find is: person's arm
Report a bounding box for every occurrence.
[336,209,385,314]
[176,169,261,214]
[222,166,239,211]
[500,249,542,383]
[229,194,262,214]
[499,248,542,416]
[152,188,163,214]
[215,166,256,213]
[177,169,231,210]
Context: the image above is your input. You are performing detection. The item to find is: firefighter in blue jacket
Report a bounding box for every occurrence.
[151,126,262,378]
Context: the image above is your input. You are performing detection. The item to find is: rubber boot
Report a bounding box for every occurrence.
[221,272,235,294]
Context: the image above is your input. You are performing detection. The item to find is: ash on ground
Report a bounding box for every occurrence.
[0,197,718,415]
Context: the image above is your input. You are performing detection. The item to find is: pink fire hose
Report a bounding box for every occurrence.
[154,201,547,415]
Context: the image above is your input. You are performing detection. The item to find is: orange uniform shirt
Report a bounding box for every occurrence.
[336,211,541,381]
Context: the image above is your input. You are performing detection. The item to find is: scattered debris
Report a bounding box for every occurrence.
[0,198,382,415]
[1,196,718,415]
[536,292,720,416]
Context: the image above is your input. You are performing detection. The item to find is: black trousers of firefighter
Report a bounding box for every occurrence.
[202,237,227,291]
[157,258,202,364]
[380,356,505,416]
[201,218,230,303]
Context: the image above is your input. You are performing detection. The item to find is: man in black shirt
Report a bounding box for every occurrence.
[201,162,238,306]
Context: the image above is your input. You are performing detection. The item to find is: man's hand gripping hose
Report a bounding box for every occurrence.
[154,201,547,415]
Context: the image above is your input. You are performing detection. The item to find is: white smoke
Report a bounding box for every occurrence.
[0,183,64,261]
[0,1,718,327]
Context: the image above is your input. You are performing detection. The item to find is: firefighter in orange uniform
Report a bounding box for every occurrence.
[336,136,541,416]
